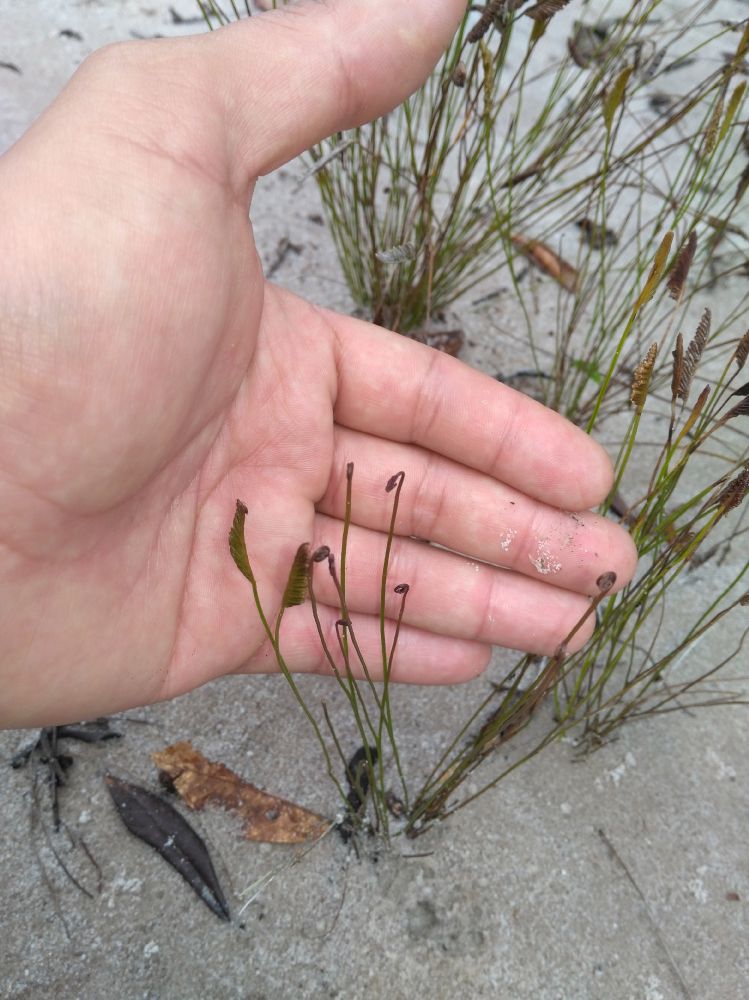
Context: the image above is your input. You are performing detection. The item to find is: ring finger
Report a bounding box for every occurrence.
[316,427,637,598]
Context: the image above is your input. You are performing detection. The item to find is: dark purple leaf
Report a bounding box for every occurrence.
[56,718,121,743]
[337,745,378,843]
[105,774,230,922]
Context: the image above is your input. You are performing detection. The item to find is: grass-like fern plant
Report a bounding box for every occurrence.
[204,0,749,839]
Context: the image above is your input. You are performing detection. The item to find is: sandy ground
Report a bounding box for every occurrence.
[1,2,749,998]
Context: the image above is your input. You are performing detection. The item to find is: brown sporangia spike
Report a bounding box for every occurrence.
[667,230,697,301]
[630,343,658,412]
[467,0,504,43]
[712,465,749,516]
[720,397,749,424]
[671,332,684,403]
[678,308,710,402]
[734,329,749,372]
[524,0,571,21]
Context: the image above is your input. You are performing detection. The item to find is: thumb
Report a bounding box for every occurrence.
[204,0,466,180]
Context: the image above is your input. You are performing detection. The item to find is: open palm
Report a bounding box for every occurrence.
[0,0,636,727]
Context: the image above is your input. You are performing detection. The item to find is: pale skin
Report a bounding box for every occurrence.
[0,0,637,729]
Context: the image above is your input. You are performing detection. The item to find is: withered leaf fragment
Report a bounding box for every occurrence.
[412,328,465,356]
[450,61,467,87]
[511,233,578,292]
[337,745,379,843]
[12,720,122,831]
[153,742,329,844]
[345,745,378,815]
[11,719,121,768]
[375,242,416,265]
[105,773,230,922]
[525,0,570,21]
[576,217,618,250]
[56,718,122,743]
[568,21,610,68]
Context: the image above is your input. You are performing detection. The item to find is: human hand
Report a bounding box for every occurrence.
[0,0,637,727]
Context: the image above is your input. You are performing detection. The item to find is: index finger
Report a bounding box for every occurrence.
[327,310,614,510]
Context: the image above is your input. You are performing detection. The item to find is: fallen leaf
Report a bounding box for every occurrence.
[575,217,618,250]
[105,773,230,922]
[375,242,417,265]
[511,233,579,292]
[337,745,378,842]
[56,718,122,743]
[344,745,378,815]
[153,741,329,844]
[411,328,464,356]
[567,20,613,68]
[11,722,122,831]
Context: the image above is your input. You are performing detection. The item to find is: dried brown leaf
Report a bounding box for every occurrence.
[576,217,618,249]
[511,233,579,292]
[412,328,465,356]
[153,741,329,844]
[450,61,467,87]
[568,22,610,68]
[105,774,230,921]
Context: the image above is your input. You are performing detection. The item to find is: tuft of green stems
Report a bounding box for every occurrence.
[213,0,749,840]
[307,1,749,336]
[230,466,414,840]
